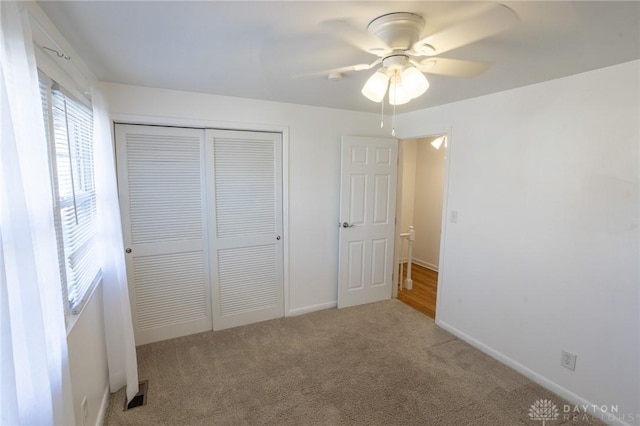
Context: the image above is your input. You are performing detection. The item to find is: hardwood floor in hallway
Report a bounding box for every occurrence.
[397,263,438,319]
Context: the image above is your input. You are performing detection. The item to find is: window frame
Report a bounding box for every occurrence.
[39,71,101,322]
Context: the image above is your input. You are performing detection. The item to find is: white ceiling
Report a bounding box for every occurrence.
[38,1,640,113]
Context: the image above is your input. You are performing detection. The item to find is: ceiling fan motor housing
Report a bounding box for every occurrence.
[367,12,425,51]
[382,55,410,72]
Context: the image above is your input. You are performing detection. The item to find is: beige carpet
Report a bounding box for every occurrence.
[105,300,602,425]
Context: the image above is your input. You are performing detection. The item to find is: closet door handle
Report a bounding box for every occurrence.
[125,248,132,253]
[276,236,281,240]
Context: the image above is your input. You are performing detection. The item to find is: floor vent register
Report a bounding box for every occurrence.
[124,380,148,411]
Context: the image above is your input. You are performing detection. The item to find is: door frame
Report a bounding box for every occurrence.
[111,113,291,317]
[392,124,453,322]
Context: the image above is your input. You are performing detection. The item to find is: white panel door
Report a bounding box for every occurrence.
[205,129,284,330]
[338,136,398,308]
[116,124,212,345]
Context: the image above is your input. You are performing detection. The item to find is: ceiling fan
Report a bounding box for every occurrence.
[292,3,519,106]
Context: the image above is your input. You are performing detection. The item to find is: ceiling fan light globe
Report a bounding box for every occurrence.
[361,70,389,103]
[401,66,429,98]
[388,75,411,105]
[389,92,411,105]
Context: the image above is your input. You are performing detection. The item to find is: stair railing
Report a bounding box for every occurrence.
[399,225,415,290]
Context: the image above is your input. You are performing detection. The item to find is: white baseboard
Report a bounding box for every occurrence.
[287,301,337,317]
[400,258,438,272]
[435,319,633,426]
[96,384,110,426]
[412,258,438,272]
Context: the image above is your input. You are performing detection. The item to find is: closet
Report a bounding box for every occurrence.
[116,124,283,345]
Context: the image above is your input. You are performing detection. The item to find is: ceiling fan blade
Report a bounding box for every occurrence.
[411,58,489,78]
[321,19,392,57]
[412,3,519,56]
[291,59,381,79]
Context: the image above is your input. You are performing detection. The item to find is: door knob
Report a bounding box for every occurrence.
[125,248,132,253]
[276,236,281,240]
[342,222,355,228]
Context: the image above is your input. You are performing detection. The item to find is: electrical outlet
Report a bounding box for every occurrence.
[560,350,577,371]
[81,396,88,426]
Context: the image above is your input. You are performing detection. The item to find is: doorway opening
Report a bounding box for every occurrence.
[394,135,447,319]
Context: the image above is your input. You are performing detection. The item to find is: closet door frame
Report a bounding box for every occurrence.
[112,115,291,319]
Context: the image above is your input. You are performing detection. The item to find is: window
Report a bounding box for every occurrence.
[39,73,100,317]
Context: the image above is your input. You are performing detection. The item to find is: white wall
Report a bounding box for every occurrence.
[397,60,640,424]
[66,284,109,426]
[412,137,446,269]
[101,82,389,314]
[399,139,417,238]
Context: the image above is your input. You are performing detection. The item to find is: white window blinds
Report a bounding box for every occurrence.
[40,73,100,315]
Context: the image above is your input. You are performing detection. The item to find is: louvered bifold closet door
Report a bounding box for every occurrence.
[205,129,284,330]
[116,124,212,345]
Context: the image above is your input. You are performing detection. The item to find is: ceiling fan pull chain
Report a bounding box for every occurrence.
[391,74,397,137]
[392,103,396,137]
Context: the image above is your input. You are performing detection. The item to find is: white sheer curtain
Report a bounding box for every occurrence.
[0,2,75,424]
[92,86,140,403]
